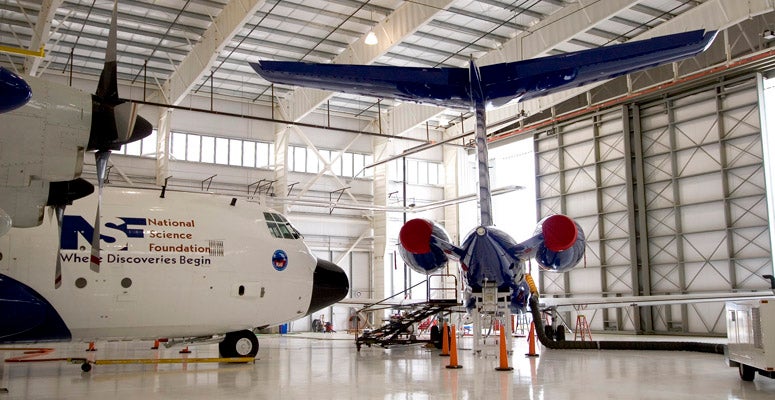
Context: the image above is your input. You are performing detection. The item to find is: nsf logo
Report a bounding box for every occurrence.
[272,250,288,271]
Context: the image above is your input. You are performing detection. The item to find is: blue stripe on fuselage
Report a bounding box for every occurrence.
[0,274,71,343]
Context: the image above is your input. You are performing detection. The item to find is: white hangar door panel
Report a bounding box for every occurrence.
[534,75,771,335]
[535,106,633,333]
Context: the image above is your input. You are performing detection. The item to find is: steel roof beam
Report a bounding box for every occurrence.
[278,0,455,123]
[23,0,63,76]
[475,0,547,20]
[388,0,639,139]
[485,0,775,135]
[161,0,266,105]
[426,20,510,43]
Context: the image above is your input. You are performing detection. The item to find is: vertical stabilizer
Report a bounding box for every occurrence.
[469,60,493,227]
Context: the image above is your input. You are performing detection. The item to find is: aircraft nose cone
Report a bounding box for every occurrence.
[306,258,349,315]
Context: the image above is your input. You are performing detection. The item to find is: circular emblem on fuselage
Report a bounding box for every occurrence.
[272,250,288,271]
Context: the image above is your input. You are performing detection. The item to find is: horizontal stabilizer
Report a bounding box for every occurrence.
[250,30,716,109]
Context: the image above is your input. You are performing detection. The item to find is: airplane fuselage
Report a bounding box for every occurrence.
[0,187,348,343]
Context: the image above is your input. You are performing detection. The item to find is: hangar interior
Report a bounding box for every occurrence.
[2,0,775,338]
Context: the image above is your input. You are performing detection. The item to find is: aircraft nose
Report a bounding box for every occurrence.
[306,258,349,315]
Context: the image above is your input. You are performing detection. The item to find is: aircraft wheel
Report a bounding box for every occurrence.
[81,362,92,372]
[544,325,555,340]
[739,364,756,381]
[554,326,566,341]
[219,330,259,358]
[430,325,441,349]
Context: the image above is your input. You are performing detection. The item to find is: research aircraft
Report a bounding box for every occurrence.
[0,185,349,358]
[0,1,349,358]
[252,29,719,345]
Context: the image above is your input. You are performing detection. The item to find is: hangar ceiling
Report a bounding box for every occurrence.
[0,0,745,131]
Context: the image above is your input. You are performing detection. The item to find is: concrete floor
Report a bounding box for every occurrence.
[1,333,774,399]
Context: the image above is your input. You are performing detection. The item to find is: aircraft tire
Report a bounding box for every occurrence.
[430,325,441,349]
[739,364,756,381]
[219,330,259,358]
[554,326,566,342]
[544,325,555,341]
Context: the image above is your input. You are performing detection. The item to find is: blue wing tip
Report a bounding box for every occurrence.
[0,66,32,113]
[701,30,719,51]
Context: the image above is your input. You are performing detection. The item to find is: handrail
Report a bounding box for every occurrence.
[358,279,428,313]
[427,273,458,302]
[358,273,459,314]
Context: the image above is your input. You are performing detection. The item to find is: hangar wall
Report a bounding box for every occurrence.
[535,73,771,335]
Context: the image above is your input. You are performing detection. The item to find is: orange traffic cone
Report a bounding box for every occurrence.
[495,328,513,371]
[151,339,160,350]
[85,342,97,352]
[525,321,539,357]
[179,346,191,354]
[440,322,450,356]
[446,324,462,369]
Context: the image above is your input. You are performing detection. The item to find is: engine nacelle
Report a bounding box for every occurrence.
[534,214,585,273]
[398,218,451,274]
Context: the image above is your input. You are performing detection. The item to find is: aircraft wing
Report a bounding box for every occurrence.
[481,29,717,106]
[539,290,775,311]
[250,30,716,109]
[251,61,472,109]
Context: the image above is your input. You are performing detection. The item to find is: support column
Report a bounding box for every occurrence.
[274,126,290,214]
[372,136,391,322]
[155,108,172,186]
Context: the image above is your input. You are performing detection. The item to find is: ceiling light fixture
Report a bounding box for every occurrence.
[365,10,378,46]
[365,31,378,45]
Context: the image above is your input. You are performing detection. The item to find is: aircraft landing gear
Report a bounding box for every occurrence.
[80,362,92,372]
[219,330,259,358]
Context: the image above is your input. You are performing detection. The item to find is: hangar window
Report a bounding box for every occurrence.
[121,132,367,178]
[263,212,302,239]
[286,145,372,178]
[131,132,275,169]
[122,129,157,157]
[388,158,443,186]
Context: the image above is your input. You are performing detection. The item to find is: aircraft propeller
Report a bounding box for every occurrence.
[54,204,65,288]
[84,1,152,273]
[46,179,94,288]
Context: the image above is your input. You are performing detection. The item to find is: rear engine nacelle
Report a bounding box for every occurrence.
[534,214,585,273]
[398,218,451,274]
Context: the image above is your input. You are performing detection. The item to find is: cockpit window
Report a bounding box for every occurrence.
[263,212,302,239]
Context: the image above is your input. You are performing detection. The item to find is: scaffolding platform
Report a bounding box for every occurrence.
[353,274,459,351]
[355,299,458,350]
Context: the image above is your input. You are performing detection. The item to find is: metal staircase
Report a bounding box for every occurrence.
[354,274,460,351]
[355,299,458,350]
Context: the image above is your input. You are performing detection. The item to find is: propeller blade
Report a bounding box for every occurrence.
[95,0,118,102]
[54,205,65,289]
[90,202,101,273]
[90,151,110,273]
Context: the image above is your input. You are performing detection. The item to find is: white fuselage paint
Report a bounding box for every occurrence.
[0,187,317,341]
